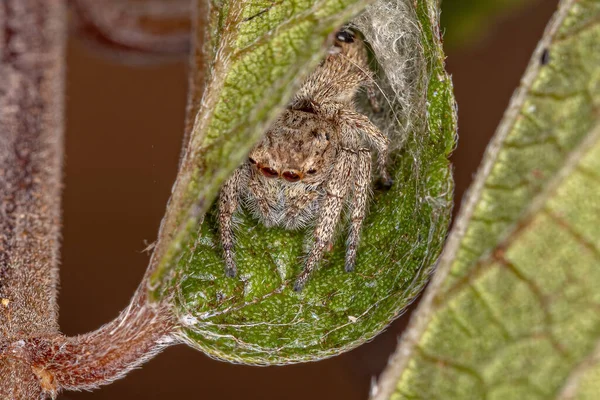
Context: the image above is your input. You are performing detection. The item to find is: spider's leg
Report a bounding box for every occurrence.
[345,148,371,272]
[366,84,382,113]
[340,109,391,187]
[294,150,355,291]
[218,166,247,278]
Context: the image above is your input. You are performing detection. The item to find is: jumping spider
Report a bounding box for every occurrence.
[218,28,391,291]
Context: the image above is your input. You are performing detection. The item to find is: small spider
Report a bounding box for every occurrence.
[218,28,391,291]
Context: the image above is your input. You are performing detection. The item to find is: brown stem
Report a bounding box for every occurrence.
[0,0,66,397]
[0,1,180,398]
[26,294,177,393]
[3,291,176,397]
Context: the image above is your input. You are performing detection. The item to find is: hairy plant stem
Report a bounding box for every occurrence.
[0,0,66,397]
[23,296,176,393]
[0,1,179,398]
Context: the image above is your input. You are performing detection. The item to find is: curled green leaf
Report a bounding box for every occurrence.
[153,0,455,364]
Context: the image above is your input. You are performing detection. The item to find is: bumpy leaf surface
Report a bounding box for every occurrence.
[153,0,456,364]
[373,1,600,398]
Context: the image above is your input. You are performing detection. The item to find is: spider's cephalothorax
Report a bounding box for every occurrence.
[218,29,391,291]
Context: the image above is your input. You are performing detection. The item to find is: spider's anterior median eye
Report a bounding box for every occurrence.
[260,167,279,178]
[307,168,317,175]
[282,171,301,182]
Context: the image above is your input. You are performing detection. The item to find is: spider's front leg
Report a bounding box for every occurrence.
[366,84,382,114]
[294,149,355,291]
[218,166,247,277]
[345,148,372,272]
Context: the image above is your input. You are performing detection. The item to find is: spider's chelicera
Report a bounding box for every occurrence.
[218,29,391,291]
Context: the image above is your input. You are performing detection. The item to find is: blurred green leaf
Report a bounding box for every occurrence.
[149,0,456,364]
[575,368,600,400]
[373,0,600,398]
[557,343,600,400]
[441,0,536,47]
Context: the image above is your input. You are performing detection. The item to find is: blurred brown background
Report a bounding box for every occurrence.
[58,1,557,398]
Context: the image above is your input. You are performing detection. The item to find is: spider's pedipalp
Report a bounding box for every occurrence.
[282,190,320,230]
[247,169,279,226]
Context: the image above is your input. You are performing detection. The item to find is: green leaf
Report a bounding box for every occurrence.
[373,0,600,398]
[153,0,456,364]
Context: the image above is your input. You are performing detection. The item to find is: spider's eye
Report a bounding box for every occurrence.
[260,167,279,178]
[282,171,301,182]
[336,30,355,43]
[307,168,317,175]
[248,157,256,164]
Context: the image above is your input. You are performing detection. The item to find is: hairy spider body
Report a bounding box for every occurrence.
[218,29,390,291]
